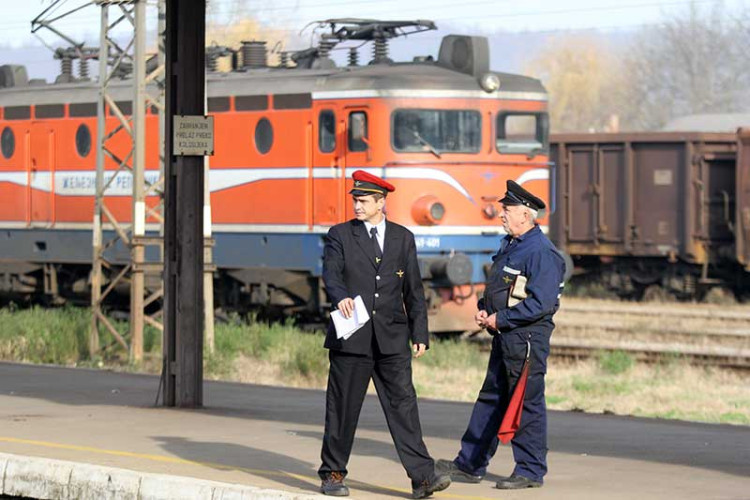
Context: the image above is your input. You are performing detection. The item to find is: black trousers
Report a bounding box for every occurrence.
[318,340,434,482]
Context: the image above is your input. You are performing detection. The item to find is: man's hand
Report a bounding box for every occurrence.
[480,313,497,330]
[475,310,488,327]
[413,343,427,358]
[337,298,355,318]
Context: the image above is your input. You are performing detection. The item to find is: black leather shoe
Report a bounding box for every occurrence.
[435,459,483,483]
[412,473,451,499]
[495,474,542,489]
[320,472,350,496]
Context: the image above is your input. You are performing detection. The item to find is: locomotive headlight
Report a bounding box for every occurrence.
[480,73,500,93]
[430,202,445,221]
[412,195,445,225]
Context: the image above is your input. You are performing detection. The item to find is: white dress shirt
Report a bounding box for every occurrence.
[364,216,386,252]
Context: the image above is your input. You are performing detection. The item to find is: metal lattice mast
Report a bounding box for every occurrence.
[91,0,165,362]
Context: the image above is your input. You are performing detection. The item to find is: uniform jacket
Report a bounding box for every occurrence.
[322,219,429,355]
[479,225,565,334]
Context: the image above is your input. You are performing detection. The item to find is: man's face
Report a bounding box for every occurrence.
[499,203,528,236]
[353,194,385,223]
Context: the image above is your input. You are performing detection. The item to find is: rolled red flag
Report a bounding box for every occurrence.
[497,341,531,444]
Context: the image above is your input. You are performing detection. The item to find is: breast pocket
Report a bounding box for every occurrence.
[498,261,521,291]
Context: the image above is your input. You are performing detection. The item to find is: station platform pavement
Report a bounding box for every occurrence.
[0,362,748,500]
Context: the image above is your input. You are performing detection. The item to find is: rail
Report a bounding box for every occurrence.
[559,302,750,322]
[463,299,750,369]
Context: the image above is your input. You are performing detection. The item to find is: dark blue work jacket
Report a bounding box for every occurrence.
[480,225,565,334]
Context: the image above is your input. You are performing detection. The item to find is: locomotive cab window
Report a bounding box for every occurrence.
[319,110,336,153]
[348,112,368,152]
[254,117,273,154]
[1,127,14,159]
[392,109,481,153]
[76,124,92,157]
[496,112,548,155]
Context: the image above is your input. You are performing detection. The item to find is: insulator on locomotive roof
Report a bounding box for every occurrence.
[79,58,90,81]
[207,53,219,72]
[56,55,74,84]
[241,41,268,69]
[206,45,234,72]
[310,39,336,69]
[279,51,289,68]
[371,38,392,65]
[348,47,359,67]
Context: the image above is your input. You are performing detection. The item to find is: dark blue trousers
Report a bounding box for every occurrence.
[455,330,551,482]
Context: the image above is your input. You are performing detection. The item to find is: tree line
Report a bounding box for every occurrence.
[525,3,750,132]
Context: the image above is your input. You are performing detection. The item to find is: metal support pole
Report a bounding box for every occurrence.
[203,76,215,354]
[164,0,206,407]
[130,0,147,362]
[90,3,108,357]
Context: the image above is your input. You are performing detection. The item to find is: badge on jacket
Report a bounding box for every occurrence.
[396,269,404,278]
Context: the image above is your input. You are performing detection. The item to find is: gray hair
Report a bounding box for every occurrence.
[526,207,539,222]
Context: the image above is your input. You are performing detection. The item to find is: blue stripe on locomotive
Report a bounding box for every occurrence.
[0,228,500,284]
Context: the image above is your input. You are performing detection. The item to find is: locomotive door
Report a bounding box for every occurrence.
[28,123,54,226]
[312,105,344,226]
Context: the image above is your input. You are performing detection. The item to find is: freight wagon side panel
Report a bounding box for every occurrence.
[631,143,684,256]
[738,129,750,269]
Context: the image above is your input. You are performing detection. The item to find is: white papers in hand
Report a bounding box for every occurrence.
[331,295,370,340]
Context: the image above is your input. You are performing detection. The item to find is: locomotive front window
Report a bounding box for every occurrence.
[496,112,548,155]
[391,109,481,154]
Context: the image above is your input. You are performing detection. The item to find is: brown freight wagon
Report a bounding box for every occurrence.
[549,130,750,299]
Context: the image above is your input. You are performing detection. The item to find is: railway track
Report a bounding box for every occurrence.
[559,302,750,322]
[464,299,750,369]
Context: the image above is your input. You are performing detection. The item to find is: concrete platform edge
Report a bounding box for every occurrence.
[0,452,327,500]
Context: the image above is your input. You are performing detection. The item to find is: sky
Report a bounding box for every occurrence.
[0,0,746,80]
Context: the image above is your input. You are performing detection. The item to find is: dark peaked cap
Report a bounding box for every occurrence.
[349,170,395,196]
[499,180,546,210]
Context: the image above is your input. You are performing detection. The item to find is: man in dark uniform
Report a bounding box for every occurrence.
[437,180,565,490]
[318,170,451,498]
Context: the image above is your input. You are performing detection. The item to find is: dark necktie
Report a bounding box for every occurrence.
[370,227,383,264]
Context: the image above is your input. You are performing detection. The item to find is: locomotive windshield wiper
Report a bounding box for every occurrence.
[412,130,442,159]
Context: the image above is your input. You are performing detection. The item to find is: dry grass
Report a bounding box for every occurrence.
[215,343,750,426]
[546,358,750,424]
[2,305,748,426]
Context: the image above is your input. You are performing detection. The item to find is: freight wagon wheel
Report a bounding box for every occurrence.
[641,284,677,303]
[702,287,737,305]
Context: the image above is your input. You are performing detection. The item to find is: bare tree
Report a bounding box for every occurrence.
[206,0,291,70]
[525,35,623,133]
[619,2,750,130]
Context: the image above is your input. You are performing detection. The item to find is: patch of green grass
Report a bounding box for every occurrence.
[718,412,750,425]
[0,306,90,364]
[598,350,634,375]
[546,395,566,404]
[281,330,328,379]
[571,375,632,396]
[420,336,487,369]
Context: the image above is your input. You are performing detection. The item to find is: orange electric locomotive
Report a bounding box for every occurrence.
[0,19,551,332]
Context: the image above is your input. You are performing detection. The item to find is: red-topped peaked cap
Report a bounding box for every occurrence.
[350,170,395,196]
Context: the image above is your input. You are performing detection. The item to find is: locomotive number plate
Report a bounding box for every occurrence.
[174,115,214,156]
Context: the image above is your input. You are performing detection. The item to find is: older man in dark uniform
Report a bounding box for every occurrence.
[318,170,451,498]
[437,180,565,490]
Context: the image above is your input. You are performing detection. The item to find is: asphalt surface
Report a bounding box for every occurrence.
[0,361,748,499]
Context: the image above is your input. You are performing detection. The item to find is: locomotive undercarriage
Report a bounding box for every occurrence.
[0,261,481,332]
[0,262,91,307]
[570,256,747,302]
